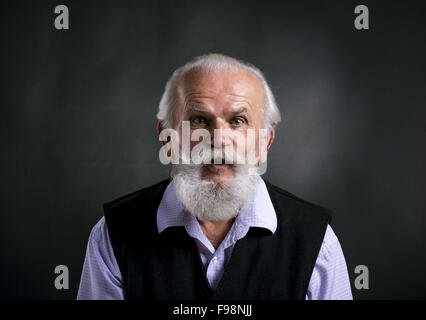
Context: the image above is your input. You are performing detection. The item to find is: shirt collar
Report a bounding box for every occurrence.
[156,175,277,235]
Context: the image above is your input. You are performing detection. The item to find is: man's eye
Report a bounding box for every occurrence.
[230,118,245,126]
[191,117,207,125]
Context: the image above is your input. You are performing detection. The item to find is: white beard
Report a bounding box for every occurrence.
[171,164,258,222]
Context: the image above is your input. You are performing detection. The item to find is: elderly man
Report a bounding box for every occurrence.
[77,54,353,300]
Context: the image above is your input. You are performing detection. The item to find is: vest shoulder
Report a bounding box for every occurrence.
[104,178,171,214]
[103,178,171,243]
[264,179,332,222]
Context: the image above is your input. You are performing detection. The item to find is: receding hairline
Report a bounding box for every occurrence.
[157,53,281,130]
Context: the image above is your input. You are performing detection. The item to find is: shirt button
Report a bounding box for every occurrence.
[212,257,217,263]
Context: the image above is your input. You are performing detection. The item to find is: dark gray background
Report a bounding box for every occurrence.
[1,0,425,299]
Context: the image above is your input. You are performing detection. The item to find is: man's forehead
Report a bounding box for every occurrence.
[179,68,265,105]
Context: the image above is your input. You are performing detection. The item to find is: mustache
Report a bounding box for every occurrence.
[180,145,248,165]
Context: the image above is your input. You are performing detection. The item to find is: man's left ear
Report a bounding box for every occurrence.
[266,128,275,150]
[260,128,275,163]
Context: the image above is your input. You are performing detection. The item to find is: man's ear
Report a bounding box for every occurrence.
[156,120,163,135]
[157,121,167,146]
[259,127,275,163]
[266,127,275,151]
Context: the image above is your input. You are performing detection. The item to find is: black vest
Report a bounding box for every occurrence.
[103,178,331,300]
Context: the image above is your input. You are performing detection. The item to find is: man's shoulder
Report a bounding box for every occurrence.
[263,179,332,223]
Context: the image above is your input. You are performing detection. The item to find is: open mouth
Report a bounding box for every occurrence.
[206,158,230,170]
[211,158,228,164]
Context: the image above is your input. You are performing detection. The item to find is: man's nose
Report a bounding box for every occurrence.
[211,119,233,147]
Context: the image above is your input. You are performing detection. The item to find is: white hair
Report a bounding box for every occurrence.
[157,53,281,130]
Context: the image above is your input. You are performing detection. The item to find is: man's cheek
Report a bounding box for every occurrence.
[244,138,260,164]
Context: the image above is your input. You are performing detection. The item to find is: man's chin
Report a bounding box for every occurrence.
[172,162,258,222]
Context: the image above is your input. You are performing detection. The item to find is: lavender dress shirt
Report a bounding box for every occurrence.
[77,177,353,300]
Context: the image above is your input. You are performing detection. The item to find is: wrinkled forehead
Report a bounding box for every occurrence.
[176,68,266,110]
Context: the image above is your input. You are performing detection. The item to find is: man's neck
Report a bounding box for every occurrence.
[198,218,235,250]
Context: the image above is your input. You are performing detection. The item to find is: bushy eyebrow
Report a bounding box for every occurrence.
[187,105,248,113]
[231,107,247,115]
[186,105,208,114]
